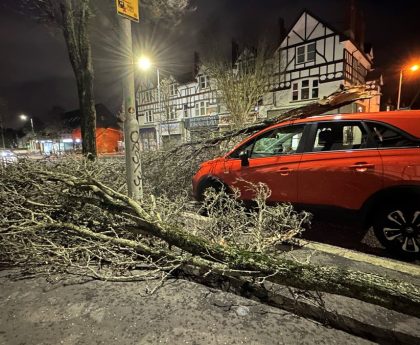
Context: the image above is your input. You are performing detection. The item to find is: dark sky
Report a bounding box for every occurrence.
[1,0,420,128]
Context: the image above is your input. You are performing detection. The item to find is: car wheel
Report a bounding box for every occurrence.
[372,202,420,260]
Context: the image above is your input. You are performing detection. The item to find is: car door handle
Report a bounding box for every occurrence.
[349,162,375,172]
[278,167,293,176]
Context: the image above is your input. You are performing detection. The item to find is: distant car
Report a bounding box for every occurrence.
[192,110,420,259]
[0,150,18,166]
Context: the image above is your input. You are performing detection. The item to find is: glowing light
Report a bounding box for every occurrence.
[137,56,152,71]
[410,64,419,72]
[20,114,28,120]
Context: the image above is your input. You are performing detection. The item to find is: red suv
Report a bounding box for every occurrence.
[193,111,420,258]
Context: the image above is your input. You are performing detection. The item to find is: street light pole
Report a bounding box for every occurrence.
[156,67,161,150]
[20,114,36,152]
[397,64,419,110]
[397,69,403,110]
[137,57,162,151]
[30,118,34,136]
[120,17,143,200]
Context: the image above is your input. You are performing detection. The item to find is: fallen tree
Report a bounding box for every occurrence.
[173,84,379,151]
[139,84,381,199]
[1,159,419,320]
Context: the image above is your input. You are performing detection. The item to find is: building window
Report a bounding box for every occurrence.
[183,104,188,117]
[312,80,319,98]
[199,75,209,89]
[292,83,299,101]
[307,43,316,61]
[168,106,176,120]
[297,46,305,64]
[292,79,319,101]
[170,84,178,96]
[145,110,153,123]
[301,80,309,99]
[143,90,153,103]
[195,101,209,116]
[296,42,316,64]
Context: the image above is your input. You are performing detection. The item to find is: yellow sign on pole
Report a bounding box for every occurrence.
[115,0,139,22]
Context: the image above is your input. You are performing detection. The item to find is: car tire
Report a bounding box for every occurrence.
[372,201,420,260]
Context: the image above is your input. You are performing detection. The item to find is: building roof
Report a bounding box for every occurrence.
[63,104,118,129]
[280,9,372,62]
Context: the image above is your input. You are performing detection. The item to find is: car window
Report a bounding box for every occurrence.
[229,125,304,159]
[250,125,304,158]
[312,122,368,152]
[366,122,418,148]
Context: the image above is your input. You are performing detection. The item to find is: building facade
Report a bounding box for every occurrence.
[136,10,381,150]
[260,10,381,118]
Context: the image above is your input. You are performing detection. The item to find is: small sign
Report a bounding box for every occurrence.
[115,0,139,22]
[128,106,135,114]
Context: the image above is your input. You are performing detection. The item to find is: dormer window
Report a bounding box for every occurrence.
[199,75,209,89]
[297,42,316,64]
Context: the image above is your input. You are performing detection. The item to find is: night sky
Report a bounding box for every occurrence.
[1,0,419,129]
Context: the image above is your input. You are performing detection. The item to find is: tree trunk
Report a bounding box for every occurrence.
[60,0,97,159]
[77,70,97,159]
[39,172,420,319]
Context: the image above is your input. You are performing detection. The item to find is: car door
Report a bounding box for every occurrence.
[297,121,383,210]
[365,121,420,187]
[221,124,306,203]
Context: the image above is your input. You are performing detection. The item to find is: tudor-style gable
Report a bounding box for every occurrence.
[281,10,335,47]
[267,9,375,112]
[274,11,346,92]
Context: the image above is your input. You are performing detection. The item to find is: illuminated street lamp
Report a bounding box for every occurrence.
[397,64,420,110]
[137,56,161,150]
[137,56,152,71]
[20,114,37,152]
[19,114,35,135]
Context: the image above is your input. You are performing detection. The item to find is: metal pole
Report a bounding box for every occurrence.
[120,17,143,199]
[157,68,161,150]
[30,118,34,135]
[397,69,403,110]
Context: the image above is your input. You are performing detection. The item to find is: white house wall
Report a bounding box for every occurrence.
[136,10,380,149]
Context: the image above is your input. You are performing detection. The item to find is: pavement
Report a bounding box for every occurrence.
[1,242,419,345]
[0,269,375,345]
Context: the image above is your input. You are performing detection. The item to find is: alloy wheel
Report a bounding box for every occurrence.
[382,210,420,253]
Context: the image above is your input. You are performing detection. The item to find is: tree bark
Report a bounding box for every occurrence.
[61,0,97,159]
[39,171,420,319]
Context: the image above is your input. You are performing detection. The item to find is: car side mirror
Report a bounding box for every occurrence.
[239,150,249,167]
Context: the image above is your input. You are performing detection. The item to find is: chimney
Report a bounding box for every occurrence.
[278,17,286,45]
[231,39,239,66]
[193,51,200,76]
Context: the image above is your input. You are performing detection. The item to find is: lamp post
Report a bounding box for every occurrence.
[119,17,142,200]
[397,64,419,110]
[20,114,35,151]
[137,56,162,150]
[20,114,34,134]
